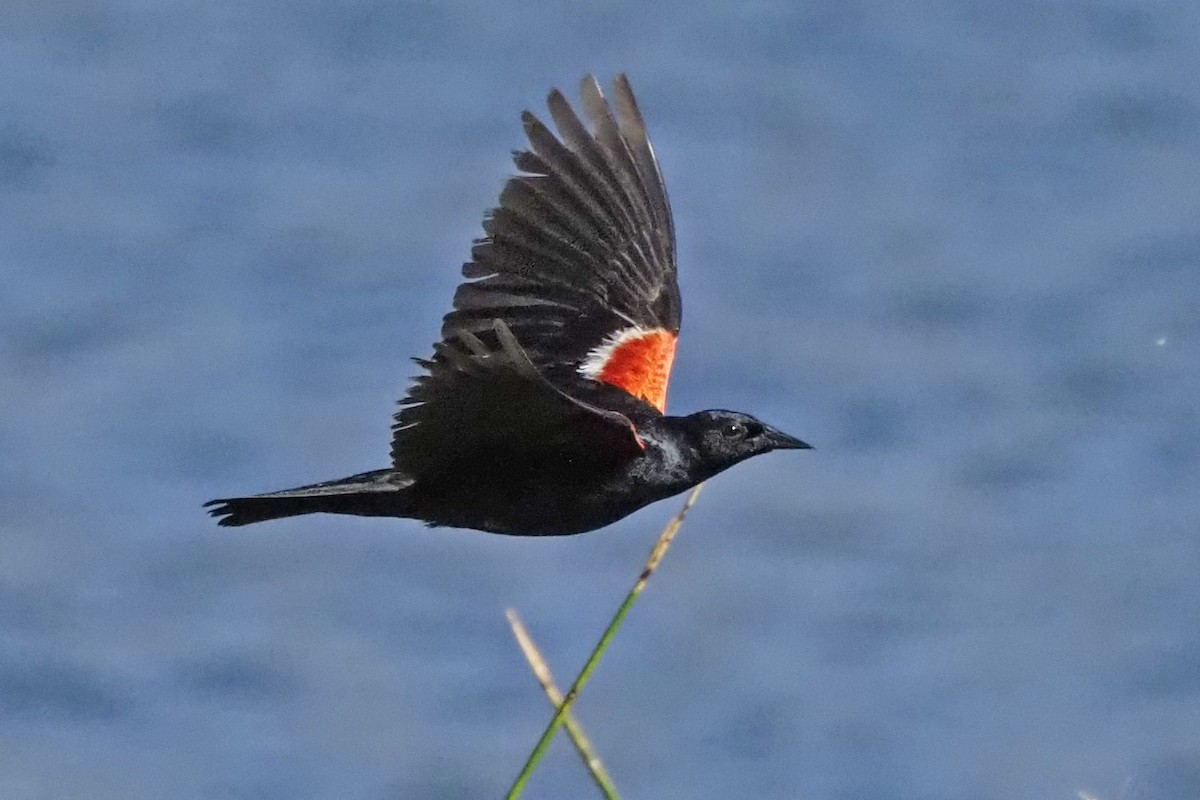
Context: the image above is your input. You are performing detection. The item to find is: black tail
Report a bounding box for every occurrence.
[205,469,413,527]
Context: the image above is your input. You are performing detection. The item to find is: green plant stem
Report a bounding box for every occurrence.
[504,484,704,799]
[506,609,620,799]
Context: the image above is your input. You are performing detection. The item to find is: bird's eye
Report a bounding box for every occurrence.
[721,422,745,438]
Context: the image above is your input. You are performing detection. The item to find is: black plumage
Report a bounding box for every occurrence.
[206,75,809,535]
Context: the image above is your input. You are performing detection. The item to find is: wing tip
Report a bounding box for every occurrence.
[204,498,243,527]
[579,73,602,98]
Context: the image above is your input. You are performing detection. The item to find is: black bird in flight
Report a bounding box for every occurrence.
[206,75,810,535]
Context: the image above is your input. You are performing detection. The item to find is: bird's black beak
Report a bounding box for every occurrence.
[766,426,812,450]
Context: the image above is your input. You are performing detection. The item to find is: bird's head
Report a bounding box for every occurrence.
[683,409,811,473]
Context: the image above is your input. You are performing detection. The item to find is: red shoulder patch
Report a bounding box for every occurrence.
[579,327,678,413]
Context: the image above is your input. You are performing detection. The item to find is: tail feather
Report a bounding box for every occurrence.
[205,469,412,527]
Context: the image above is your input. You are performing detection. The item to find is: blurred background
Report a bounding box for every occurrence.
[2,2,1199,798]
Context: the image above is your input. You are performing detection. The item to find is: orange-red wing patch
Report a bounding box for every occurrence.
[581,327,677,413]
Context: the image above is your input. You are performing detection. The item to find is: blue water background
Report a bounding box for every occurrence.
[2,2,1199,798]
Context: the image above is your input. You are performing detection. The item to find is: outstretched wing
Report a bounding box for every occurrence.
[444,74,680,413]
[391,320,645,478]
